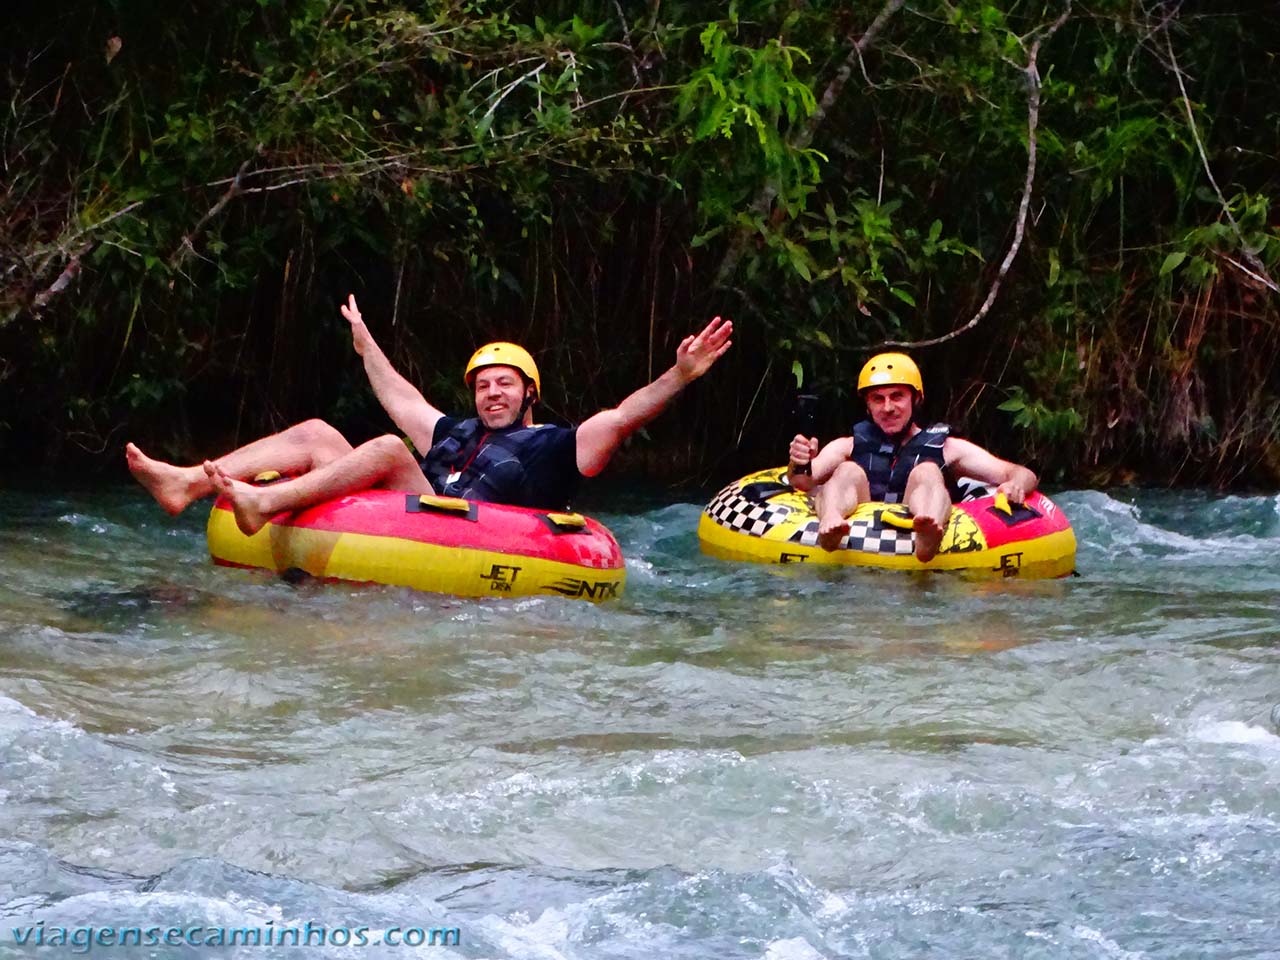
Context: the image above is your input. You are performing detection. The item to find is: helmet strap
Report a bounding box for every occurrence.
[892,391,921,441]
[518,383,537,421]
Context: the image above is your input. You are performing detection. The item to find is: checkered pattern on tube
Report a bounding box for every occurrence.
[788,516,915,555]
[707,482,917,556]
[704,484,791,537]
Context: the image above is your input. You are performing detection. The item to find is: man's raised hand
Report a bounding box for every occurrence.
[675,316,733,382]
[339,294,377,357]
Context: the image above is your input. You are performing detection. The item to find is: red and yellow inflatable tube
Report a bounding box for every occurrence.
[208,491,626,601]
[698,467,1075,579]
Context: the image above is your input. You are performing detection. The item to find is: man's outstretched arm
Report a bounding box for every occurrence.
[575,316,733,477]
[340,294,445,453]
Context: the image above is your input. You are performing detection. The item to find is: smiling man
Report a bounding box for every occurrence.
[786,352,1037,560]
[127,294,732,534]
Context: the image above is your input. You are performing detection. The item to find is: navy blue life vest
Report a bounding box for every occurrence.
[419,417,575,509]
[850,420,951,503]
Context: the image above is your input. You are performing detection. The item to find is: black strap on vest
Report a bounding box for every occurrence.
[421,418,535,500]
[850,420,950,503]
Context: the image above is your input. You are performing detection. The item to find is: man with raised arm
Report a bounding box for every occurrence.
[786,352,1037,560]
[127,294,732,533]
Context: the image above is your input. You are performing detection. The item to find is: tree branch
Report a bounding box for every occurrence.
[714,0,908,286]
[1164,28,1278,295]
[29,242,90,311]
[5,199,147,324]
[883,3,1072,350]
[613,0,643,87]
[169,147,262,271]
[8,200,147,280]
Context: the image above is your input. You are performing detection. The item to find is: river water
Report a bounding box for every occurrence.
[2,484,1278,959]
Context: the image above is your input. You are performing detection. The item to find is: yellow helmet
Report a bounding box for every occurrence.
[464,342,541,398]
[857,352,924,400]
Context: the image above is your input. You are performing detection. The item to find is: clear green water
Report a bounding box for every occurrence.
[2,485,1279,958]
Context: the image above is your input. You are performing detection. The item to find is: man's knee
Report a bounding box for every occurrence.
[367,433,415,465]
[831,459,870,496]
[831,460,868,484]
[908,460,943,481]
[296,418,348,450]
[905,460,945,492]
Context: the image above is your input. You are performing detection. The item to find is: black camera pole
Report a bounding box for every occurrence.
[791,393,819,475]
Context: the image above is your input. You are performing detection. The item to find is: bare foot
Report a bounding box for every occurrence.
[913,514,945,562]
[204,461,273,536]
[817,513,850,551]
[126,442,208,515]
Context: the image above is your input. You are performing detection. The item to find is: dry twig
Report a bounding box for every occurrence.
[30,242,91,310]
[883,3,1072,350]
[169,146,263,271]
[1164,29,1278,295]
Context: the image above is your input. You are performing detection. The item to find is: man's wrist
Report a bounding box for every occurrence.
[670,364,695,387]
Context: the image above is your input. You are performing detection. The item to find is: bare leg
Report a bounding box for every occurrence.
[206,434,432,535]
[904,461,951,562]
[126,443,216,515]
[126,419,354,515]
[815,460,870,551]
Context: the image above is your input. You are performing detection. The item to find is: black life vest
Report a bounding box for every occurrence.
[419,417,571,509]
[850,420,951,503]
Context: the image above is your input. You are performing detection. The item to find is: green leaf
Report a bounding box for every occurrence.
[997,398,1026,412]
[890,287,916,306]
[785,242,813,281]
[1159,251,1187,276]
[1047,248,1061,287]
[791,359,804,389]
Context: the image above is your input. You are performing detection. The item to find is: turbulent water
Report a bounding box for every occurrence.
[2,483,1279,959]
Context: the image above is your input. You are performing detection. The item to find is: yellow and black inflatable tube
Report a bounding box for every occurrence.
[698,468,1076,579]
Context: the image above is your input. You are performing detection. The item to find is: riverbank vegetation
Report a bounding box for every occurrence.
[4,1,1278,487]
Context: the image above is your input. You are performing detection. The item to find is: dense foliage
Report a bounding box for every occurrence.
[3,1,1278,486]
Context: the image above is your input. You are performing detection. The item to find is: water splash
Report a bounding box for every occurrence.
[3,484,1280,958]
